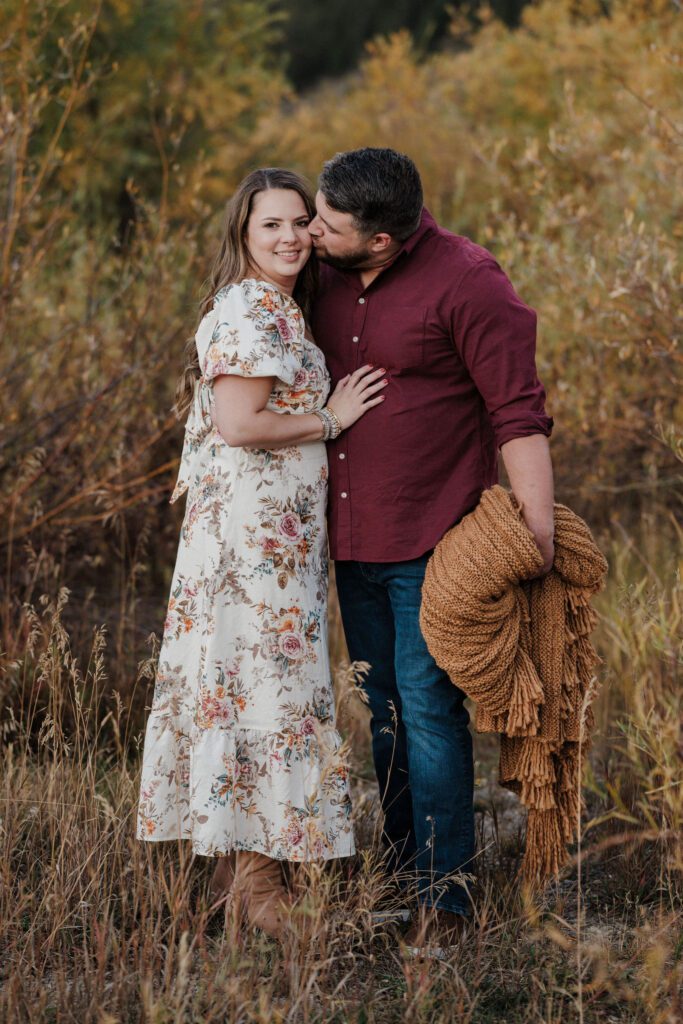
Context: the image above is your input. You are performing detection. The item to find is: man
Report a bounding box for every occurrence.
[308,148,554,953]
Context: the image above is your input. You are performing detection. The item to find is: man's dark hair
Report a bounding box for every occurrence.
[319,148,423,242]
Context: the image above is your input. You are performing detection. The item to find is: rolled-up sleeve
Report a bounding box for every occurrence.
[450,258,553,448]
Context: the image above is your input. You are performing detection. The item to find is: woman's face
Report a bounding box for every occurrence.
[246,188,313,291]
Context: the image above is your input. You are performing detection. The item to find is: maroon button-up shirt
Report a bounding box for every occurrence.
[311,209,553,562]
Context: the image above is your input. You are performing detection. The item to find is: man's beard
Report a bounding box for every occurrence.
[314,243,374,271]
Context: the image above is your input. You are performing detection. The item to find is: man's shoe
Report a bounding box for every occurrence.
[368,881,413,927]
[365,870,415,928]
[370,904,412,927]
[401,907,470,960]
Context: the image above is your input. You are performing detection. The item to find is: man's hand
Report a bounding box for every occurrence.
[527,525,555,576]
[500,433,555,577]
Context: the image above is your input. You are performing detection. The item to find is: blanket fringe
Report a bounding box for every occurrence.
[506,650,544,736]
[523,808,568,883]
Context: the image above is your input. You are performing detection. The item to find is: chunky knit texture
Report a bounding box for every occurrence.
[420,485,608,883]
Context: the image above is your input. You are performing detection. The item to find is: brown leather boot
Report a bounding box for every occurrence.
[232,851,294,940]
[209,851,236,906]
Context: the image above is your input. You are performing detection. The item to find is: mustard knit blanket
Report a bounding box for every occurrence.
[420,485,608,883]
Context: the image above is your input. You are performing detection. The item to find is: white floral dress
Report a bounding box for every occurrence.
[136,278,355,861]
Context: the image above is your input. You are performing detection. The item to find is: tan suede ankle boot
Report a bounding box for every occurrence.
[209,851,236,906]
[232,851,294,940]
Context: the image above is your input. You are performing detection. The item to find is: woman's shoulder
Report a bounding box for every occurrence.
[209,278,291,306]
[202,279,294,327]
[239,277,301,317]
[195,278,303,351]
[215,279,303,337]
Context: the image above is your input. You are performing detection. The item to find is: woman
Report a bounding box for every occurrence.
[136,168,386,940]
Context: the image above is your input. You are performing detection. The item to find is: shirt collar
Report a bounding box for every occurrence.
[397,207,437,257]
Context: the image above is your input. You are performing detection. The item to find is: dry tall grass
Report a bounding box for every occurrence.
[1,544,681,1021]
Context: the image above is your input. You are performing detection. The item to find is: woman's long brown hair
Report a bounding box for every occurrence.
[174,168,319,418]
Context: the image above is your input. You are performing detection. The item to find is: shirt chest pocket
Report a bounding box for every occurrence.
[368,306,426,371]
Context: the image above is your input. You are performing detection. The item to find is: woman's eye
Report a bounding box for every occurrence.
[263,220,309,228]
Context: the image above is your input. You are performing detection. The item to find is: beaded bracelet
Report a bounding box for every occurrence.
[313,409,330,441]
[325,406,342,440]
[313,406,343,441]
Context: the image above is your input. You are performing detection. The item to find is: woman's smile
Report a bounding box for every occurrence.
[274,249,302,262]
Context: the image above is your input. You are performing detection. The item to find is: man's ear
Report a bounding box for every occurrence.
[369,232,394,254]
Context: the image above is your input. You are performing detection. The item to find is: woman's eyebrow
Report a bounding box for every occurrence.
[259,215,310,223]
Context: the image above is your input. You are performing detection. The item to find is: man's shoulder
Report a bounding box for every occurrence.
[428,222,499,278]
[423,221,530,314]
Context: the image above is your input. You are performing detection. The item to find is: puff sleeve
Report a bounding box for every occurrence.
[197,279,301,387]
[170,279,303,504]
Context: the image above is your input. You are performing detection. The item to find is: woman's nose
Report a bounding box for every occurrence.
[279,223,297,243]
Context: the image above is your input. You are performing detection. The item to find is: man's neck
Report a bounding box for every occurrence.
[359,267,383,290]
[358,246,402,290]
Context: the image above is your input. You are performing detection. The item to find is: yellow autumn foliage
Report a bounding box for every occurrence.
[253,1,681,522]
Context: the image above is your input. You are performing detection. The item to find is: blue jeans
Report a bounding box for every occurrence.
[335,554,475,917]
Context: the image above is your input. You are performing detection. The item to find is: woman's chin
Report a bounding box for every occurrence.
[272,257,310,278]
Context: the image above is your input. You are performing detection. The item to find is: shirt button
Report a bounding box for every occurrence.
[338,453,346,460]
[352,336,359,343]
[358,297,365,304]
[341,491,348,498]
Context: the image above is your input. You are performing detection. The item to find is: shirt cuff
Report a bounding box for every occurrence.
[494,413,554,450]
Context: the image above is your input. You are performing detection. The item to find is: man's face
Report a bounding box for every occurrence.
[308,191,375,270]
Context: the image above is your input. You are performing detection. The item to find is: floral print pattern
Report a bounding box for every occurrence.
[245,483,323,590]
[137,279,355,861]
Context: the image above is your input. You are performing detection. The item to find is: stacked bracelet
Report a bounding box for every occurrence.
[325,406,342,439]
[314,406,343,441]
[313,409,330,440]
